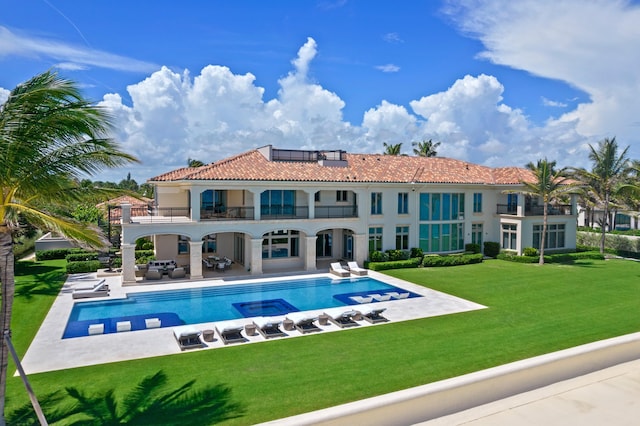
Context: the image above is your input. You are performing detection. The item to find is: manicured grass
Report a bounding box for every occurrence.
[6,258,640,424]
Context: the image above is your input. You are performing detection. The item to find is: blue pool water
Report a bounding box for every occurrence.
[64,276,420,338]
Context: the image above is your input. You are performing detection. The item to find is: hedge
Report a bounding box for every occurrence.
[497,251,604,264]
[65,252,99,262]
[66,260,103,274]
[483,241,500,258]
[366,258,422,271]
[422,253,483,267]
[36,248,84,261]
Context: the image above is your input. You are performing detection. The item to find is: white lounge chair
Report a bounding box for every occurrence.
[215,323,248,345]
[350,295,374,304]
[72,281,110,299]
[359,307,389,324]
[88,323,104,335]
[253,317,287,339]
[330,262,349,277]
[370,293,392,302]
[323,308,360,328]
[173,327,203,350]
[286,312,322,334]
[347,261,368,276]
[116,321,131,332]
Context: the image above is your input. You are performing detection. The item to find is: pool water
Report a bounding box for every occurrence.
[64,276,419,338]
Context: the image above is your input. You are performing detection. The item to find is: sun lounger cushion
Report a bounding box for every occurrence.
[116,321,131,332]
[145,318,161,328]
[253,317,282,329]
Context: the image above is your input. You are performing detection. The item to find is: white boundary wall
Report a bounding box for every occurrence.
[261,332,640,425]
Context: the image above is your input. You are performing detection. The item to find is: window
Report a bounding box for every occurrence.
[178,235,189,254]
[261,190,295,216]
[201,190,227,213]
[202,234,217,253]
[336,190,348,202]
[533,224,566,249]
[371,192,382,215]
[396,226,409,250]
[314,191,320,202]
[369,227,383,252]
[471,223,483,246]
[419,193,465,221]
[262,230,299,258]
[473,193,483,213]
[502,223,518,250]
[398,193,408,214]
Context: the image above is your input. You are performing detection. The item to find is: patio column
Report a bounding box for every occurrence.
[252,191,262,220]
[517,195,525,216]
[307,191,315,219]
[353,233,368,266]
[189,241,204,279]
[250,238,263,275]
[305,235,317,271]
[121,243,136,283]
[190,188,201,221]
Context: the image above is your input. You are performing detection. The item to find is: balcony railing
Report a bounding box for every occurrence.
[314,205,358,218]
[497,204,573,216]
[261,205,309,219]
[129,207,191,223]
[201,206,255,221]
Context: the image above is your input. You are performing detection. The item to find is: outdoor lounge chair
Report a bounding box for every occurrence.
[88,323,104,335]
[386,291,410,300]
[370,293,392,302]
[286,312,322,334]
[330,262,350,277]
[359,307,389,324]
[253,317,287,339]
[145,269,163,280]
[72,281,110,299]
[173,327,203,350]
[215,323,248,345]
[73,279,108,291]
[347,261,368,276]
[168,267,186,278]
[116,321,132,332]
[350,295,374,304]
[323,308,360,328]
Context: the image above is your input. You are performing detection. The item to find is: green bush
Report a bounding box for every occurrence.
[385,249,410,261]
[422,253,483,267]
[483,242,500,258]
[366,258,422,271]
[523,247,538,257]
[465,243,481,254]
[498,251,605,264]
[66,260,103,274]
[135,250,155,260]
[409,247,423,258]
[36,248,83,260]
[369,251,388,262]
[65,252,99,262]
[497,253,541,263]
[136,238,154,250]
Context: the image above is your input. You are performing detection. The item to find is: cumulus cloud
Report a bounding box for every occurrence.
[443,0,640,163]
[541,97,567,108]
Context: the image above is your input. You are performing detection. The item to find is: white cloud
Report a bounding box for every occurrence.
[375,64,400,73]
[383,32,404,43]
[0,87,9,104]
[541,97,567,108]
[443,0,640,164]
[0,25,158,73]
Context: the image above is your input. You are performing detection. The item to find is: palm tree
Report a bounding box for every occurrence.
[0,70,138,423]
[412,139,440,157]
[382,142,403,156]
[570,137,633,253]
[187,158,205,167]
[511,158,573,265]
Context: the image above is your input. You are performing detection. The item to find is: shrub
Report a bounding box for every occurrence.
[36,248,82,260]
[65,252,99,262]
[409,247,423,258]
[523,247,538,257]
[497,253,541,263]
[483,242,500,258]
[422,253,483,267]
[135,250,155,260]
[136,238,154,250]
[366,258,422,271]
[465,243,481,254]
[385,249,409,261]
[66,260,102,274]
[369,251,388,262]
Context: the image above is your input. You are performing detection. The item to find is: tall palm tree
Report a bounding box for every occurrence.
[570,137,633,253]
[412,139,440,157]
[0,70,138,423]
[382,142,403,156]
[511,158,573,265]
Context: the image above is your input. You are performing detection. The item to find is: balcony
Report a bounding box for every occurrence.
[497,204,573,216]
[261,206,309,220]
[314,205,358,219]
[129,207,191,223]
[201,206,254,221]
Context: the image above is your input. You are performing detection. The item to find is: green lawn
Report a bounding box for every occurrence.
[6,258,640,424]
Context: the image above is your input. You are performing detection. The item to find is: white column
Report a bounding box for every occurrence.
[305,235,317,271]
[190,188,201,221]
[189,241,204,279]
[252,191,262,220]
[354,233,368,265]
[307,191,315,219]
[121,243,136,283]
[250,238,263,275]
[517,194,525,216]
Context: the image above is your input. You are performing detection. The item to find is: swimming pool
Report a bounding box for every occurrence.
[63,276,420,338]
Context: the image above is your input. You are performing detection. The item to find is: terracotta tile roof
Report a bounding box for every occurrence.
[150,149,535,185]
[96,195,153,208]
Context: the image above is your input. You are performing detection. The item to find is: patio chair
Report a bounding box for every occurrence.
[72,281,110,299]
[323,308,360,328]
[145,269,163,280]
[359,307,389,324]
[169,267,186,279]
[347,261,368,276]
[330,262,350,277]
[173,327,204,350]
[286,312,322,334]
[202,258,215,269]
[253,317,287,339]
[215,323,248,345]
[386,292,410,300]
[370,293,392,302]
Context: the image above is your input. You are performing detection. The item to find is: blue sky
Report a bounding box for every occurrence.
[1,0,639,182]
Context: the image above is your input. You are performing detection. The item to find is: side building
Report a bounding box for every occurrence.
[118,145,578,283]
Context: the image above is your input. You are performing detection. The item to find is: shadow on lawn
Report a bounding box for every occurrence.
[8,370,245,425]
[14,261,67,299]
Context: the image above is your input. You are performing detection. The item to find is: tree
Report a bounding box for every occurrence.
[412,139,440,157]
[511,158,573,265]
[382,142,403,156]
[570,137,633,253]
[187,158,205,167]
[0,70,138,423]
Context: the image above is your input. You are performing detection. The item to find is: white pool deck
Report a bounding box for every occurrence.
[20,270,486,374]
